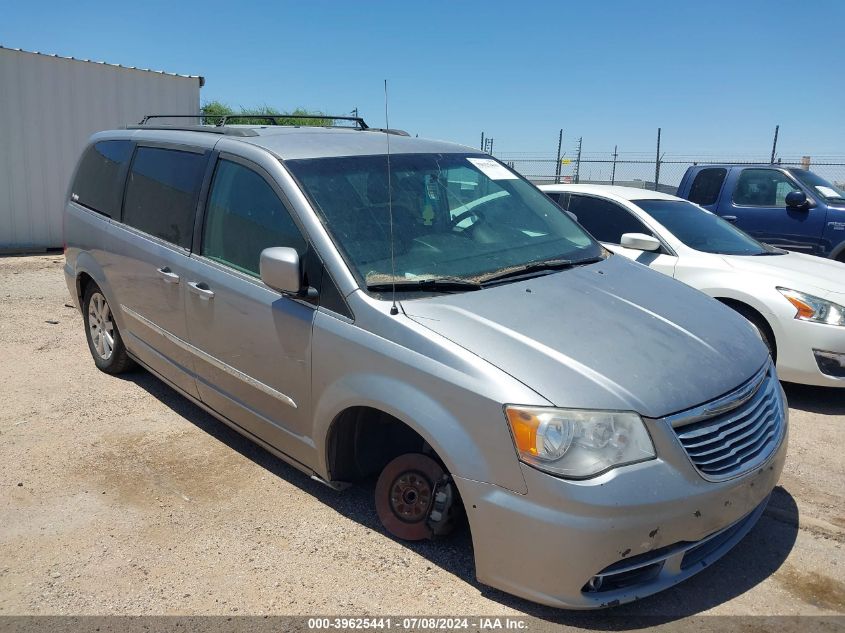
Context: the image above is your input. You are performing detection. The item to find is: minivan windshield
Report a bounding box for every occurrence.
[286,153,603,290]
[633,199,782,256]
[787,169,845,204]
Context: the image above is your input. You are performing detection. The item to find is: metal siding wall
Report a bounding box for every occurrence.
[0,49,201,249]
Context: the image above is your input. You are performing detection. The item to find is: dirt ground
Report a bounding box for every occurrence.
[1,254,844,627]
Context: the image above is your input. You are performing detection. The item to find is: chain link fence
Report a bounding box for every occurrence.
[496,152,845,194]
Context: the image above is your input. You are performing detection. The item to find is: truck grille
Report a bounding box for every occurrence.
[669,363,784,481]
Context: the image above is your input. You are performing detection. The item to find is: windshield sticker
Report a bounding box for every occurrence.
[816,186,841,198]
[467,158,519,180]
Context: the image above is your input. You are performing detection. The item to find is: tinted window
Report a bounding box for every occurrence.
[286,154,600,286]
[123,147,207,248]
[552,192,574,212]
[71,140,133,217]
[633,199,776,256]
[202,160,306,276]
[687,168,726,206]
[566,195,652,244]
[733,169,800,207]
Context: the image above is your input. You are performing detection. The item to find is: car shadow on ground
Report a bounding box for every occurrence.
[121,369,799,629]
[782,382,845,415]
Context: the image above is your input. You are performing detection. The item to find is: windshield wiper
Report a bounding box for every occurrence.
[366,277,482,293]
[479,256,604,286]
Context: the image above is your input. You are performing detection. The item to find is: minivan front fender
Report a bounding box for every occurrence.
[309,310,548,494]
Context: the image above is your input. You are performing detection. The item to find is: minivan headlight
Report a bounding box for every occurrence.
[777,287,845,327]
[505,406,655,479]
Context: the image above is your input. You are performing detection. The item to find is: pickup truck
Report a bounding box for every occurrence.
[677,164,845,261]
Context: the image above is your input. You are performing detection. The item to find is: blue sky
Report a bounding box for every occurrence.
[3,0,844,157]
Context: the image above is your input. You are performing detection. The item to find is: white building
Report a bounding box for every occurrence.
[0,46,203,250]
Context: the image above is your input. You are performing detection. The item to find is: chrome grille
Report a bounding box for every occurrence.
[669,363,785,481]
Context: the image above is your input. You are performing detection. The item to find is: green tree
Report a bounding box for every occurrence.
[200,101,336,126]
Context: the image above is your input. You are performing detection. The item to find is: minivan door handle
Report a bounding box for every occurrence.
[722,215,738,223]
[188,281,215,300]
[157,266,180,284]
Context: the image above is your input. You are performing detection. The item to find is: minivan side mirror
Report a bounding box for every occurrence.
[260,247,302,294]
[785,190,808,209]
[620,233,661,252]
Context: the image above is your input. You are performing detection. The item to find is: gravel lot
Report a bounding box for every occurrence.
[1,254,843,626]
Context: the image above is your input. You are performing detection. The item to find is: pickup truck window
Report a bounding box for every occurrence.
[566,195,653,244]
[733,169,800,207]
[788,169,845,204]
[687,168,726,206]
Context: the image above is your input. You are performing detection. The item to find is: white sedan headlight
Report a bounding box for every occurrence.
[777,287,845,327]
[505,406,655,479]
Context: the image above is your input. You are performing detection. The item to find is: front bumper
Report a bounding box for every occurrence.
[456,412,788,609]
[774,318,845,387]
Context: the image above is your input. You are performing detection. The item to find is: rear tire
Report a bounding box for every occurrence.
[82,283,135,374]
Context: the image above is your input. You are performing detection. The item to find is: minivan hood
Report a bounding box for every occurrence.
[403,255,767,419]
[721,251,845,296]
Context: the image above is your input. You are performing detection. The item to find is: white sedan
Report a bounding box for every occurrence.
[540,184,845,388]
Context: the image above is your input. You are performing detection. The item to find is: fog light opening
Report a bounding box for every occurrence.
[813,349,845,378]
[585,576,604,592]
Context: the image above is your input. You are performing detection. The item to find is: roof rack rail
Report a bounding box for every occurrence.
[138,113,369,129]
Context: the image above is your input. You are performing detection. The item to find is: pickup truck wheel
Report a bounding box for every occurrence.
[375,453,445,541]
[83,284,135,374]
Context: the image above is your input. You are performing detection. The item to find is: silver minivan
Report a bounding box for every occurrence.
[64,115,787,609]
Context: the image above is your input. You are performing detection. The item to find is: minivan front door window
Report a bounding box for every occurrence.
[202,159,307,276]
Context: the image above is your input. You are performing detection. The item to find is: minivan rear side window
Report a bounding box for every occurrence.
[687,168,727,206]
[122,147,207,248]
[71,140,133,217]
[202,159,306,276]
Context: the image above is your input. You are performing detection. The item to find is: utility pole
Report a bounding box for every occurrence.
[770,125,779,164]
[351,107,359,118]
[555,129,563,184]
[574,137,583,184]
[654,128,662,192]
[488,138,494,155]
[611,145,618,185]
[480,131,485,151]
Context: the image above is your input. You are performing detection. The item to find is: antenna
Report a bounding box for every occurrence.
[384,80,399,316]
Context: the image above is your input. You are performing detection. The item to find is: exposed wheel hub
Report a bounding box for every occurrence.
[390,471,432,522]
[375,453,451,541]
